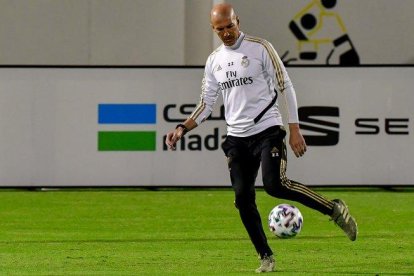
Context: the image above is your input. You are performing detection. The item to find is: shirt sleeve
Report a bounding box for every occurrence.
[189,56,220,125]
[262,40,299,124]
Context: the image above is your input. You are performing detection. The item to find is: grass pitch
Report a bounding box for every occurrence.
[0,188,413,275]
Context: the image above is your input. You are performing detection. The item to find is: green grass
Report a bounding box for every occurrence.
[0,188,413,275]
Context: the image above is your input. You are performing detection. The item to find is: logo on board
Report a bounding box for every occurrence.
[98,103,156,151]
[282,0,360,65]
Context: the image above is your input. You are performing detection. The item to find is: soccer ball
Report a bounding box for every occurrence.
[268,204,303,238]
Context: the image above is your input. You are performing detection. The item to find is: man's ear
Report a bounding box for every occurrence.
[236,16,240,25]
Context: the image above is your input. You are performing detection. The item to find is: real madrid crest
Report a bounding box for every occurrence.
[241,56,249,68]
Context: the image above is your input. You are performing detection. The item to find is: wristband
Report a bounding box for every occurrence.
[175,124,189,135]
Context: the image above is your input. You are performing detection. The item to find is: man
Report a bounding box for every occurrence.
[165,3,357,273]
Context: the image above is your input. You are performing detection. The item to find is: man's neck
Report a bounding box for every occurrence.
[227,31,244,50]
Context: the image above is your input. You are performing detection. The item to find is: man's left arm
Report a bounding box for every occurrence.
[263,40,307,157]
[280,67,307,158]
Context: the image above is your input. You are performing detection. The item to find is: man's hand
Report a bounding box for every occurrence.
[165,119,197,150]
[288,123,307,158]
[165,127,186,150]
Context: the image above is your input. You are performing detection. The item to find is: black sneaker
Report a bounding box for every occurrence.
[331,199,358,241]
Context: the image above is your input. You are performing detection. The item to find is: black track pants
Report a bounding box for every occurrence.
[221,125,334,257]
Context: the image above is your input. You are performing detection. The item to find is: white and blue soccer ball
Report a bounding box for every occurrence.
[268,204,303,238]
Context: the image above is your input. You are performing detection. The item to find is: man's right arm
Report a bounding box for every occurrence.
[165,55,220,150]
[165,118,198,150]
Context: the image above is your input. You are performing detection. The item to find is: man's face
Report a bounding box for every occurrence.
[211,16,240,46]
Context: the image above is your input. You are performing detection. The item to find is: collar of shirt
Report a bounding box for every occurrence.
[225,32,245,50]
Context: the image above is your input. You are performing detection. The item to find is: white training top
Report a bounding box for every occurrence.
[190,32,299,137]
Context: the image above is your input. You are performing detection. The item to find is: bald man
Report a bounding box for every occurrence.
[165,3,357,273]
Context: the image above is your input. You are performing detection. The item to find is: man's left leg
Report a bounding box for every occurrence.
[259,129,358,240]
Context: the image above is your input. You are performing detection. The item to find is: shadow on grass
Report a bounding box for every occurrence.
[0,233,398,244]
[278,271,414,275]
[0,237,251,244]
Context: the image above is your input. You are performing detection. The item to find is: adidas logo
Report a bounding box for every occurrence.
[271,147,279,157]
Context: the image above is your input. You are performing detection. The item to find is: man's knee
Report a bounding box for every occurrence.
[234,190,256,210]
[263,177,289,198]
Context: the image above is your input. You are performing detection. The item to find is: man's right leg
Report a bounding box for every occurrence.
[222,136,273,259]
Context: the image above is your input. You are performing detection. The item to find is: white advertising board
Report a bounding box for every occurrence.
[0,67,412,187]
